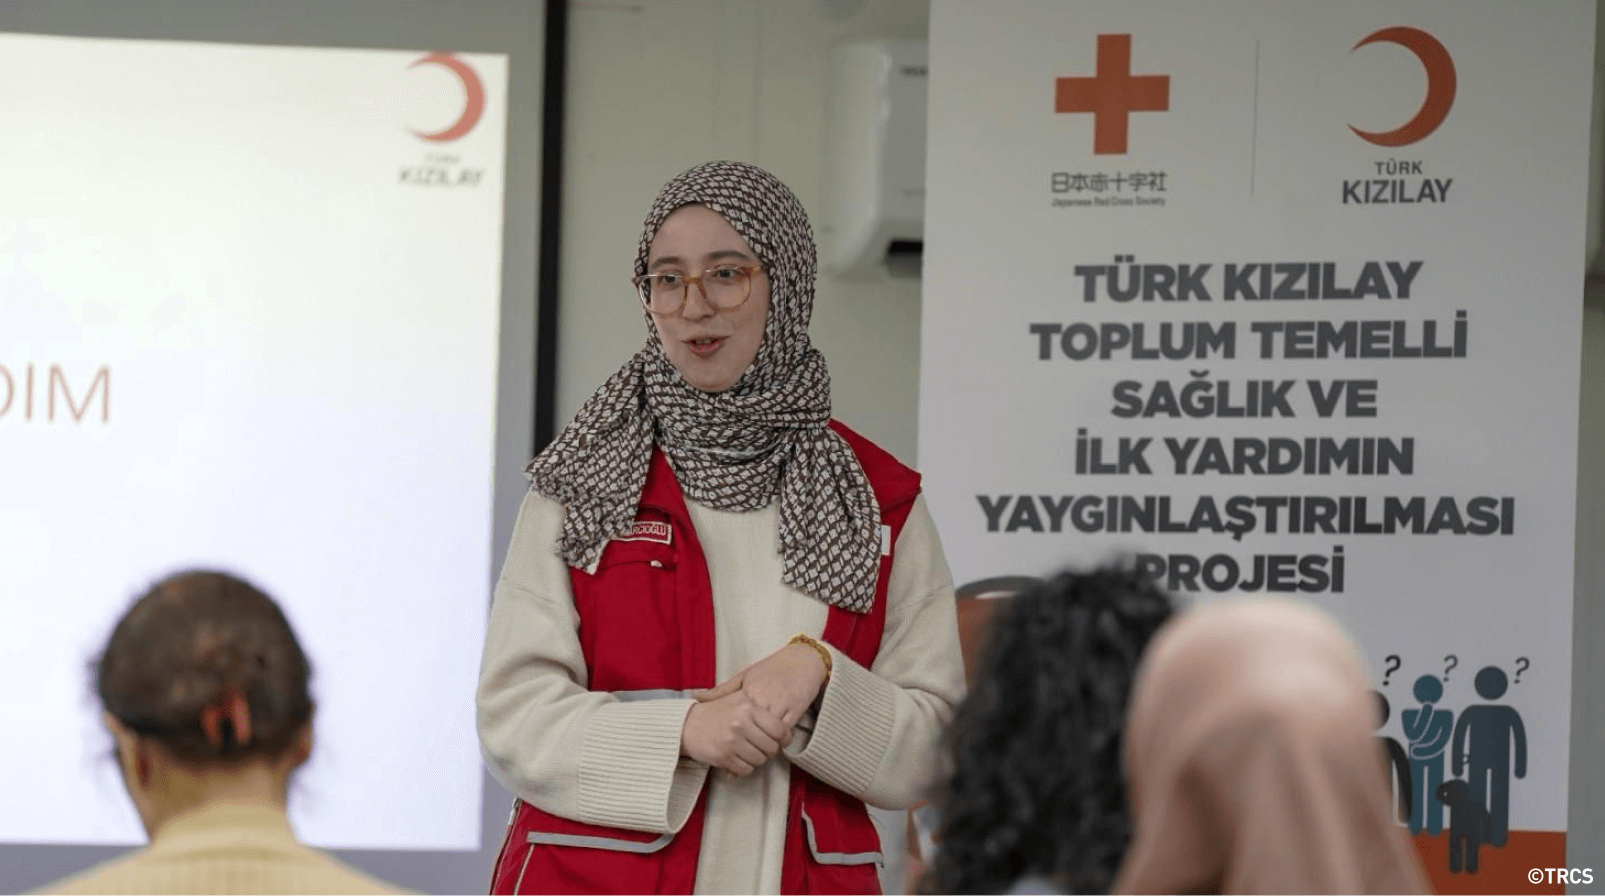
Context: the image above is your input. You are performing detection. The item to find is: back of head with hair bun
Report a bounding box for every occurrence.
[96,570,314,765]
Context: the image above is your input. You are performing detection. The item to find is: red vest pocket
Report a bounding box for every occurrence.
[571,532,682,692]
[798,786,885,895]
[492,800,677,895]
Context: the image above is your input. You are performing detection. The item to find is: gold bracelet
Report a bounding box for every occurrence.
[788,632,832,683]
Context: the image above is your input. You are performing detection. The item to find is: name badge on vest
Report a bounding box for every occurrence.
[617,519,673,546]
[880,523,892,557]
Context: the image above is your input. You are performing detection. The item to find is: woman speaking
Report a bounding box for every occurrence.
[477,161,963,895]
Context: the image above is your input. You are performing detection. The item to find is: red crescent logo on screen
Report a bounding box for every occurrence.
[408,52,485,142]
[1349,27,1456,147]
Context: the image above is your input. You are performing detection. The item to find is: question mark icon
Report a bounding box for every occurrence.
[1443,654,1458,681]
[1383,655,1401,686]
[1515,657,1530,683]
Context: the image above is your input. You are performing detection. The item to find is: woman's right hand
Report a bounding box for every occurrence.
[679,690,790,776]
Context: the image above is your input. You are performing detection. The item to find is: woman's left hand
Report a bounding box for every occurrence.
[696,643,828,729]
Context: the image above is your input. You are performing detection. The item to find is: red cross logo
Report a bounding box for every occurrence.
[1054,34,1170,154]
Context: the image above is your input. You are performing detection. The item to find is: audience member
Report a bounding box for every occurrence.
[920,566,1175,894]
[1113,597,1429,894]
[43,570,399,895]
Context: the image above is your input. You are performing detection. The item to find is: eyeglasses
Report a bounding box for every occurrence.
[631,264,765,317]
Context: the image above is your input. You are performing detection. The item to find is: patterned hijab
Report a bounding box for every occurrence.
[526,161,881,613]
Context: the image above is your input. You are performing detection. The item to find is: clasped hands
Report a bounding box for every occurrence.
[677,641,829,776]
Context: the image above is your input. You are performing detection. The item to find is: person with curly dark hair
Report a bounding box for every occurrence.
[919,566,1176,895]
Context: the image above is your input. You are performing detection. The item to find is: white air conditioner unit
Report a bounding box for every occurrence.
[821,40,927,278]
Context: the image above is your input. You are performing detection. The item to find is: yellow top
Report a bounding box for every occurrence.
[40,801,403,895]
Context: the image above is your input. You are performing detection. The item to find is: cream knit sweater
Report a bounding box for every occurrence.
[477,490,965,894]
[41,802,400,895]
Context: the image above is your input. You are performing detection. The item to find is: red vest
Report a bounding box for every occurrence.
[490,421,922,895]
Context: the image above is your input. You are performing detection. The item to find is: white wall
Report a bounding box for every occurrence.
[557,0,929,464]
[1569,289,1604,887]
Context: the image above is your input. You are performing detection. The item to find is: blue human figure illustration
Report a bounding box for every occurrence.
[1372,691,1412,822]
[1452,666,1526,847]
[1401,674,1453,835]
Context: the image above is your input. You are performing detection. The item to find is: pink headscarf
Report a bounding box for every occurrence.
[1113,597,1429,895]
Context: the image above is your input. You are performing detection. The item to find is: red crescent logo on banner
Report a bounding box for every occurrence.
[1349,27,1456,147]
[408,52,485,143]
